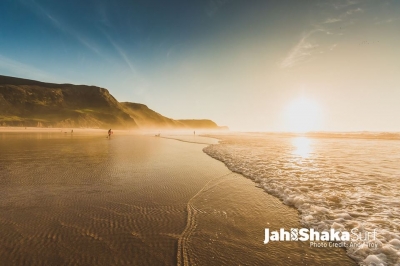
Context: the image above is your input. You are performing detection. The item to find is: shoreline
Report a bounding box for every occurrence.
[0,132,356,265]
[199,133,400,265]
[163,135,356,265]
[0,126,224,136]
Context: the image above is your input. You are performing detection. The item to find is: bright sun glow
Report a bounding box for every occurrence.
[284,97,321,133]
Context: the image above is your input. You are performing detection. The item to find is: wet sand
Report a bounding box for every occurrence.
[0,126,106,133]
[0,132,355,265]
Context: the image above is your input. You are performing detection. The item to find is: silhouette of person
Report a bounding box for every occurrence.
[108,129,112,138]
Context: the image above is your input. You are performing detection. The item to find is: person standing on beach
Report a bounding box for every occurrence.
[108,129,112,138]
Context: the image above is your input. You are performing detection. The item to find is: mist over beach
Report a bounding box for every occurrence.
[1,0,400,265]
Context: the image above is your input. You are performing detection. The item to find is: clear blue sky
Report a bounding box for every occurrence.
[1,0,399,131]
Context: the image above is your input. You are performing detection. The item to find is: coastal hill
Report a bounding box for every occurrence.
[121,102,183,128]
[0,75,227,130]
[121,102,223,129]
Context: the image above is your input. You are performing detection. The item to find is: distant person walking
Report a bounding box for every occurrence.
[108,129,112,138]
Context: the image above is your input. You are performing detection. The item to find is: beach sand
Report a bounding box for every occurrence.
[0,132,355,265]
[0,126,106,133]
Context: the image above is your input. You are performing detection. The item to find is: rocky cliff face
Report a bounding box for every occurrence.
[0,75,227,130]
[0,75,137,128]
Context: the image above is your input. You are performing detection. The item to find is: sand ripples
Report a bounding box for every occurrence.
[177,172,232,266]
[0,133,226,265]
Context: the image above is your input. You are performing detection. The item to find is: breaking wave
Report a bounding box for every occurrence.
[204,133,400,265]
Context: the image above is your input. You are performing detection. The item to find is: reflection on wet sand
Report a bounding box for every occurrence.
[0,133,355,265]
[0,133,228,265]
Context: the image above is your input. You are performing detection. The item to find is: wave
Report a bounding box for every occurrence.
[203,134,400,265]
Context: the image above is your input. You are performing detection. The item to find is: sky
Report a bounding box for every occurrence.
[0,0,399,132]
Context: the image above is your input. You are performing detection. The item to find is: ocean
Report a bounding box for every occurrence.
[204,133,400,265]
[1,131,398,265]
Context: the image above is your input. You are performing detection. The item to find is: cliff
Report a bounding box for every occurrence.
[0,75,137,129]
[0,75,227,130]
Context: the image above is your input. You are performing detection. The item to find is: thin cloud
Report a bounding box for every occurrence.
[324,18,342,24]
[205,0,230,17]
[332,0,360,10]
[346,7,363,15]
[95,3,112,28]
[328,6,362,24]
[0,54,60,82]
[280,30,322,69]
[280,0,364,68]
[25,0,101,55]
[166,42,185,58]
[100,29,149,91]
[375,18,396,25]
[103,33,137,75]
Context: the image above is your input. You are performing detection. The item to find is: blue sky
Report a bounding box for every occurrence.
[1,0,400,131]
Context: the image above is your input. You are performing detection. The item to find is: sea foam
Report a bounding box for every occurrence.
[204,133,400,265]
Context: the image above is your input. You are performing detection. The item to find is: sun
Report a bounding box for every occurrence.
[284,97,321,133]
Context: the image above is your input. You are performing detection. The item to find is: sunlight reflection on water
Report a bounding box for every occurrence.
[292,137,312,158]
[204,133,400,265]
